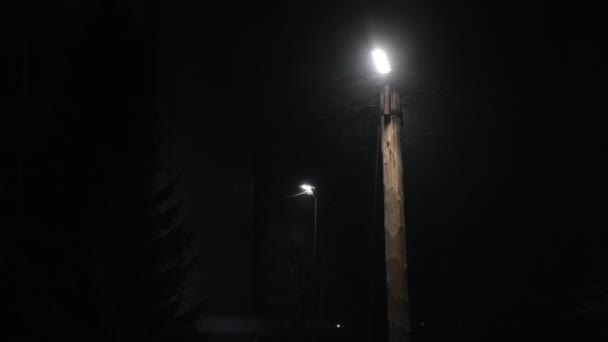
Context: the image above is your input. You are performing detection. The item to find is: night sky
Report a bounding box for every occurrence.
[3,0,607,341]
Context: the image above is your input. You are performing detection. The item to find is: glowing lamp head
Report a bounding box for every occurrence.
[300,184,315,196]
[372,49,391,74]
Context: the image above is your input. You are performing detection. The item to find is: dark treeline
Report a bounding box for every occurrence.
[1,1,202,341]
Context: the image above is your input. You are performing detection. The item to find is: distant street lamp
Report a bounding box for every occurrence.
[299,183,319,342]
[300,184,315,196]
[371,48,410,342]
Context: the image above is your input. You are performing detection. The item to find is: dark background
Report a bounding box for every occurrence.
[2,0,607,341]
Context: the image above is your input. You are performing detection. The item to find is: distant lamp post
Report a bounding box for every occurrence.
[300,184,315,196]
[371,47,410,342]
[299,183,318,342]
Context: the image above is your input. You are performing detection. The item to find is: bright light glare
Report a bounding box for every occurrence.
[336,324,341,328]
[300,184,315,195]
[372,49,391,74]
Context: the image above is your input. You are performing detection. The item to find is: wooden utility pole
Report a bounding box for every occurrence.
[380,84,410,342]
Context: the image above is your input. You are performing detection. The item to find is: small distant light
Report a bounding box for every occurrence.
[336,324,341,328]
[300,184,315,196]
[372,49,391,74]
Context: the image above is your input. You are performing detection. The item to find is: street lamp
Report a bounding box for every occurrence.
[300,184,315,196]
[372,48,391,74]
[299,183,318,342]
[370,47,410,342]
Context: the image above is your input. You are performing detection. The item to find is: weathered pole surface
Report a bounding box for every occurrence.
[380,84,410,342]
